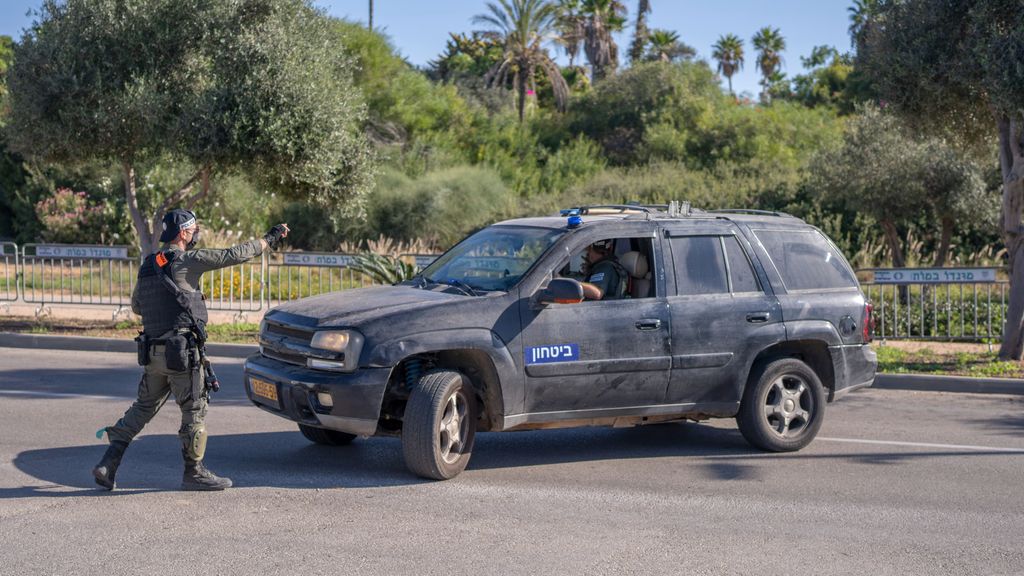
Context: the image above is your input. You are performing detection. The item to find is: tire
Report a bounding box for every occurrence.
[736,358,826,452]
[402,369,477,480]
[298,423,357,446]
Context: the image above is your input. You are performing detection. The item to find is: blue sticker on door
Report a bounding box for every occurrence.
[526,344,580,365]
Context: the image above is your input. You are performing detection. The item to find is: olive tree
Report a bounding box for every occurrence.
[5,0,373,253]
[857,0,1024,359]
[813,105,989,269]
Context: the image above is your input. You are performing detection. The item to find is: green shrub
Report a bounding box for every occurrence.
[367,166,509,248]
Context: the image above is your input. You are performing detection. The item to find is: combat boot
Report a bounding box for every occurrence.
[92,440,129,491]
[182,453,232,491]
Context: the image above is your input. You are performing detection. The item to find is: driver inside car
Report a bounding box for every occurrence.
[577,239,628,300]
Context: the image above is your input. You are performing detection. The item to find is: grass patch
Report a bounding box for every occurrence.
[874,343,1024,379]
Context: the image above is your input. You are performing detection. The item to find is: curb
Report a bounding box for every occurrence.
[873,373,1024,396]
[2,332,1023,396]
[0,332,257,358]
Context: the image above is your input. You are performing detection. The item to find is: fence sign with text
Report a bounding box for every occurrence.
[281,252,357,267]
[872,268,999,284]
[32,245,130,259]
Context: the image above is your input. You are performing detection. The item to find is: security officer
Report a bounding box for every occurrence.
[92,209,290,491]
[580,239,628,300]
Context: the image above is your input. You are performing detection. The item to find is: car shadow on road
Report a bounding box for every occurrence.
[6,423,764,497]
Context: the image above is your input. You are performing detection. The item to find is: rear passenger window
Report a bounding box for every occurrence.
[755,229,857,290]
[671,236,728,295]
[723,236,760,293]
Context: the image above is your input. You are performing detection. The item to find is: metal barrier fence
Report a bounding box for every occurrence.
[264,252,373,308]
[198,254,265,312]
[860,268,1008,342]
[1,243,18,308]
[20,244,137,317]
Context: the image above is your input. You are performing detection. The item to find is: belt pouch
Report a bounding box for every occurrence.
[135,333,150,366]
[165,334,191,372]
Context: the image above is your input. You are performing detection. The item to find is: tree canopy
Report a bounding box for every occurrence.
[856,0,1024,358]
[5,0,373,252]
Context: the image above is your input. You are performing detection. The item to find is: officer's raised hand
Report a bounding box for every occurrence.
[262,223,290,250]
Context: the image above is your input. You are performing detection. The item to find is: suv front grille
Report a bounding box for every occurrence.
[259,318,331,367]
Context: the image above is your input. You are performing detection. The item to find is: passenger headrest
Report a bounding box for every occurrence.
[619,251,648,278]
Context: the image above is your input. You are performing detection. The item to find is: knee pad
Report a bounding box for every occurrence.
[181,423,207,460]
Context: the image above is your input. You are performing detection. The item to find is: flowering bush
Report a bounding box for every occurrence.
[34,188,111,244]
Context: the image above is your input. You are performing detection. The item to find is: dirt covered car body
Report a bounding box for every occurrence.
[244,205,877,479]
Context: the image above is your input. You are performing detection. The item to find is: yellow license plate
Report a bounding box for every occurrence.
[251,377,279,403]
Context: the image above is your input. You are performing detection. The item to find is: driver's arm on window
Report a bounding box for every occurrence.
[581,282,603,300]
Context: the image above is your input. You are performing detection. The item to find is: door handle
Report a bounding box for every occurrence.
[635,319,662,331]
[746,312,770,323]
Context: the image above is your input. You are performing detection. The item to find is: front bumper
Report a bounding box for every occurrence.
[829,344,877,402]
[243,354,392,436]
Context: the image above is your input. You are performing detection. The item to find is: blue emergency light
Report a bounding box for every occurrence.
[567,215,583,228]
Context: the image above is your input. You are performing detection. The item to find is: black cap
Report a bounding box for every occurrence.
[159,209,197,243]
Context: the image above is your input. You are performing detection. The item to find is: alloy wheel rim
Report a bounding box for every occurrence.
[762,374,813,438]
[438,390,469,464]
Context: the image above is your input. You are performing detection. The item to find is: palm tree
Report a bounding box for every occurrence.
[627,0,651,64]
[848,0,880,47]
[554,0,586,67]
[752,26,785,102]
[474,0,571,123]
[645,29,694,62]
[711,33,744,95]
[581,0,627,83]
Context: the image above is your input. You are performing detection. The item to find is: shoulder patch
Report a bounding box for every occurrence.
[589,272,605,282]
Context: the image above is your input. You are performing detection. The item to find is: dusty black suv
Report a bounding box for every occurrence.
[244,205,877,479]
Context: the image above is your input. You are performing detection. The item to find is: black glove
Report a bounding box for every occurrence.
[263,225,287,249]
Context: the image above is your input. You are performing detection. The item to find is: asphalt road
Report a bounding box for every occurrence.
[1,348,1023,576]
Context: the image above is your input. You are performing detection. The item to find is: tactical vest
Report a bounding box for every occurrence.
[593,256,630,300]
[136,252,209,337]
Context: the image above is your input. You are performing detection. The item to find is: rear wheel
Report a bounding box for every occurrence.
[402,369,477,480]
[298,423,356,446]
[737,358,825,452]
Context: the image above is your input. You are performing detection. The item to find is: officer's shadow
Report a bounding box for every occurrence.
[3,431,425,497]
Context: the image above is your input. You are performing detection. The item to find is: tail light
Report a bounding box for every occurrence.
[863,301,874,343]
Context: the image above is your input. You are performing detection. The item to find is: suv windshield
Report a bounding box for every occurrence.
[419,226,564,292]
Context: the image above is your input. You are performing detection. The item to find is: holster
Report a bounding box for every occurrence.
[165,334,192,372]
[135,333,150,366]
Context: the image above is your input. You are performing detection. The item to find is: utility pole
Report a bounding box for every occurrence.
[368,0,373,30]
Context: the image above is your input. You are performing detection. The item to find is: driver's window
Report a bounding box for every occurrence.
[557,237,656,300]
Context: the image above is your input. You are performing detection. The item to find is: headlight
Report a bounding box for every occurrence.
[308,330,364,372]
[311,331,350,351]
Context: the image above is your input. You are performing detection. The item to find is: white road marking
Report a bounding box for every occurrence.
[0,390,128,401]
[819,436,1024,453]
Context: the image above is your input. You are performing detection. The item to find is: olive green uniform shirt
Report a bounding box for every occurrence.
[587,257,627,300]
[131,239,264,315]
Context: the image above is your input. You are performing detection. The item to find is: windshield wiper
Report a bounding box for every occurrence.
[443,278,480,296]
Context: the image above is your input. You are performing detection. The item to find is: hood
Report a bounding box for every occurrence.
[267,285,469,328]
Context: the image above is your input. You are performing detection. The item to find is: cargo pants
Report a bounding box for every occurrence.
[105,343,208,451]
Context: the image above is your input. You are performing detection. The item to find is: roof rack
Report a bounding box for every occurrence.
[559,204,661,216]
[709,209,794,218]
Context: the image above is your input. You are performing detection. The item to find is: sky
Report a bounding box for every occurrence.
[0,0,855,98]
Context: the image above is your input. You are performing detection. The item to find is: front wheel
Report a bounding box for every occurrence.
[402,369,477,480]
[737,358,825,452]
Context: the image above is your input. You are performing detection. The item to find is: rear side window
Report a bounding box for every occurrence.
[724,236,760,293]
[755,229,857,290]
[670,235,761,296]
[671,236,727,295]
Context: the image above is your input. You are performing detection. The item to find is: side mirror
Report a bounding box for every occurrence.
[537,278,584,305]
